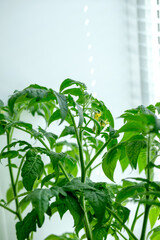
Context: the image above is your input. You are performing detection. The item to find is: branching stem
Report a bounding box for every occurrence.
[140,134,151,240]
[0,203,18,216]
[85,137,111,172]
[69,109,92,240]
[7,131,22,221]
[106,206,138,240]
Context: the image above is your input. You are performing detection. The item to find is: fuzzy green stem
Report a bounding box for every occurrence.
[59,162,70,181]
[91,162,102,171]
[15,153,27,187]
[69,110,92,240]
[85,137,111,171]
[140,134,151,240]
[69,110,85,182]
[82,197,93,240]
[131,203,140,232]
[7,191,30,205]
[0,203,18,216]
[116,228,128,240]
[7,131,22,221]
[106,206,138,240]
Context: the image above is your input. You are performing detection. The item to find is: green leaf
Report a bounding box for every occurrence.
[53,91,68,124]
[8,86,50,114]
[60,126,75,138]
[61,155,78,176]
[147,104,156,113]
[0,99,4,108]
[63,178,95,192]
[44,235,64,240]
[6,186,14,203]
[60,79,86,92]
[155,102,160,114]
[21,189,52,227]
[50,198,68,219]
[21,150,44,191]
[6,181,23,203]
[64,192,84,234]
[93,227,108,240]
[147,225,160,240]
[6,120,32,131]
[84,188,111,220]
[126,140,146,169]
[138,149,147,173]
[38,127,58,149]
[16,209,37,240]
[115,203,130,224]
[102,146,120,182]
[2,140,32,153]
[48,109,61,126]
[75,102,84,127]
[45,233,79,240]
[0,125,5,135]
[149,205,160,229]
[102,105,114,128]
[116,183,145,203]
[0,150,19,160]
[62,88,83,96]
[41,173,55,187]
[118,122,145,133]
[50,152,66,168]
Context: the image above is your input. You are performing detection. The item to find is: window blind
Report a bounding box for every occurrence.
[126,0,160,106]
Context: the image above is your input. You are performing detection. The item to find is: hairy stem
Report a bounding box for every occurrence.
[116,228,128,240]
[7,191,30,205]
[7,131,22,221]
[59,162,70,181]
[82,197,93,240]
[140,134,151,240]
[0,203,18,216]
[69,110,85,182]
[106,206,138,240]
[69,110,92,240]
[15,153,27,187]
[131,203,140,232]
[85,137,111,172]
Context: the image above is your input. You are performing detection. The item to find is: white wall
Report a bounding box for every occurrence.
[0,1,133,239]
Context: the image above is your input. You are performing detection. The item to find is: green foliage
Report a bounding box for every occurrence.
[16,209,37,240]
[1,79,160,240]
[21,149,44,191]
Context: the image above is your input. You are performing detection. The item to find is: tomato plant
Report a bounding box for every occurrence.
[0,79,160,240]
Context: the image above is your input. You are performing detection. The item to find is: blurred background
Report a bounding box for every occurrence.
[0,0,160,239]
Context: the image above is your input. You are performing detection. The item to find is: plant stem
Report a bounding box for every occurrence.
[69,110,92,240]
[140,134,151,240]
[15,153,27,187]
[7,191,30,205]
[59,162,70,181]
[116,228,128,240]
[91,162,102,171]
[85,137,111,172]
[131,203,140,232]
[69,110,85,182]
[0,203,18,216]
[82,198,93,240]
[106,206,138,240]
[7,131,22,221]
